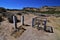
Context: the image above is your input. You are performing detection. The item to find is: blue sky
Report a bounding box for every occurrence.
[0,0,60,9]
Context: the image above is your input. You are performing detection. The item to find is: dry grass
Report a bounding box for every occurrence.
[48,17,60,40]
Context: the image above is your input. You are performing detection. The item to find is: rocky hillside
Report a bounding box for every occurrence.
[23,6,60,11]
[0,6,60,14]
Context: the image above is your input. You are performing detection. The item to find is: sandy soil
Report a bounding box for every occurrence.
[0,14,60,40]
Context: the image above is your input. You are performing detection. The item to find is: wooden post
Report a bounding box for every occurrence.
[44,20,47,31]
[37,22,40,30]
[21,15,24,25]
[32,18,35,27]
[0,22,1,25]
[13,16,18,29]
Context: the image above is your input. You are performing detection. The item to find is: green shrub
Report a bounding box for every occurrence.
[0,7,6,13]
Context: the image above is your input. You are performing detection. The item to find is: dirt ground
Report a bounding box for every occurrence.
[0,14,60,40]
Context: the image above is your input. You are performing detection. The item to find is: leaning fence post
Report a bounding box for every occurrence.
[21,15,24,25]
[13,16,18,29]
[32,18,35,27]
[44,20,47,31]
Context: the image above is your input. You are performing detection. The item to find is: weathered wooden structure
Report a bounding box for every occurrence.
[32,17,53,33]
[32,17,47,29]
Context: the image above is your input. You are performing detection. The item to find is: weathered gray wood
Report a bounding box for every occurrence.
[0,22,1,25]
[21,15,24,25]
[44,20,47,31]
[13,16,17,29]
[32,18,35,27]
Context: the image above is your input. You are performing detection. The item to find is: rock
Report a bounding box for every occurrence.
[45,26,53,33]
